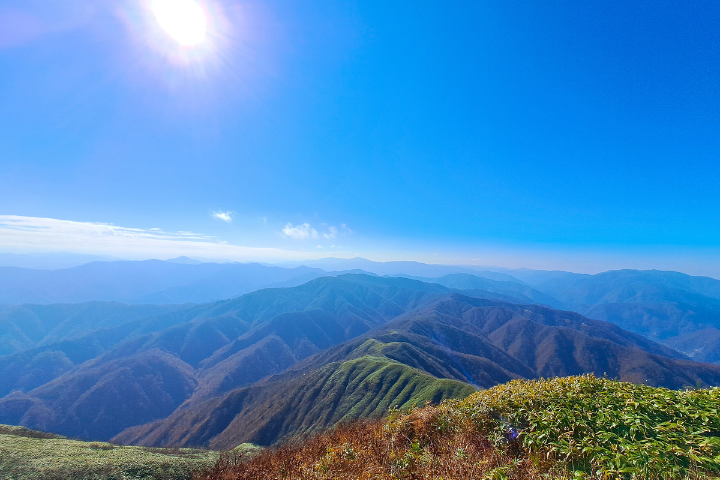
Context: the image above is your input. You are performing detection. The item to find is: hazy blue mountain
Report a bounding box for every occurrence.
[0,260,328,305]
[0,274,523,401]
[165,256,205,265]
[4,273,720,445]
[0,252,118,270]
[405,273,565,308]
[113,294,720,449]
[0,275,457,440]
[0,302,184,356]
[664,329,720,364]
[0,349,197,440]
[486,268,590,291]
[497,269,720,304]
[281,257,521,280]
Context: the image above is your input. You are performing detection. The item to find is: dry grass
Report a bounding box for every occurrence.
[197,376,720,480]
[196,408,552,480]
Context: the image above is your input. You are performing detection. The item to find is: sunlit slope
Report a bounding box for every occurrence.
[114,355,476,449]
[199,375,720,480]
[115,293,720,450]
[293,294,720,389]
[6,274,720,448]
[0,275,454,440]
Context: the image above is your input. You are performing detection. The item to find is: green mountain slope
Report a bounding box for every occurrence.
[113,295,720,451]
[0,275,457,440]
[6,274,720,447]
[199,376,720,480]
[290,294,719,389]
[113,356,475,448]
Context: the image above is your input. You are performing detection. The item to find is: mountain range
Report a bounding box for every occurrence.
[2,271,720,449]
[0,259,331,305]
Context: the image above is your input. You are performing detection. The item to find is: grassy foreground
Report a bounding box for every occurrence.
[199,375,720,480]
[0,425,222,480]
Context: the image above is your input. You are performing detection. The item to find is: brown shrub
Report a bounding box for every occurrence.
[195,407,548,480]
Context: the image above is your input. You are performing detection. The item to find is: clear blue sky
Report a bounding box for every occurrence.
[1,0,720,273]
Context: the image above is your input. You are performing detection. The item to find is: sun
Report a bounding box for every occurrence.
[152,0,207,46]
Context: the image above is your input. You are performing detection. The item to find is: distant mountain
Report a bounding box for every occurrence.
[0,302,184,356]
[113,293,720,449]
[4,273,720,447]
[664,329,720,364]
[0,260,329,305]
[0,349,197,440]
[291,294,708,388]
[521,269,720,305]
[498,269,720,363]
[0,252,118,270]
[486,268,589,291]
[0,276,456,440]
[281,257,520,280]
[165,256,205,265]
[406,273,565,308]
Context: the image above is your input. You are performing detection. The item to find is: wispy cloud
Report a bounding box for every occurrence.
[212,211,233,223]
[282,222,352,241]
[282,223,318,240]
[0,215,355,262]
[323,226,338,239]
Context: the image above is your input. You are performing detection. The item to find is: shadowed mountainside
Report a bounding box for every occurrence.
[113,356,475,449]
[0,302,185,356]
[0,276,460,440]
[485,268,720,363]
[4,273,720,447]
[111,294,720,449]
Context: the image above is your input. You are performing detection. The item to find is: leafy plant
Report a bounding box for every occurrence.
[199,375,720,480]
[444,374,720,478]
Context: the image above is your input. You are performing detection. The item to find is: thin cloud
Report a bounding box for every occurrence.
[212,211,233,223]
[0,215,354,262]
[323,226,339,239]
[282,223,318,240]
[283,222,351,241]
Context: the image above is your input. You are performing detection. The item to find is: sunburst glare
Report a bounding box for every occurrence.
[152,0,207,46]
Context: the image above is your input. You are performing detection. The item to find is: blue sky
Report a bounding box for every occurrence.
[2,1,720,274]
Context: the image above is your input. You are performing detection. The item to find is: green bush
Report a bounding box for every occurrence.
[442,374,720,478]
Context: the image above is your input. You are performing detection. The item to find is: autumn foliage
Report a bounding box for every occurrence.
[197,375,720,480]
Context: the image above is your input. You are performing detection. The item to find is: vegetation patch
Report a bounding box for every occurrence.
[448,374,720,478]
[0,428,219,480]
[198,375,720,479]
